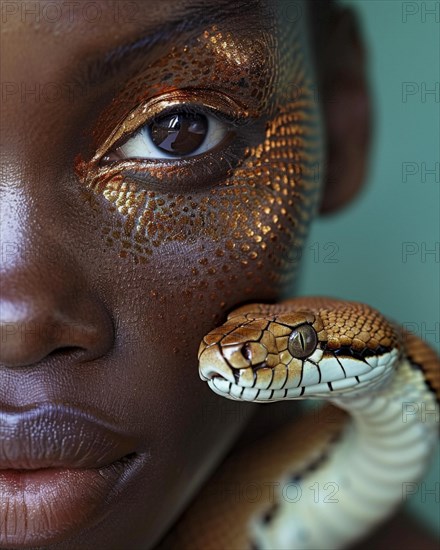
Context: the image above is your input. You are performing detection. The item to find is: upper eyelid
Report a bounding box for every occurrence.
[92,89,253,165]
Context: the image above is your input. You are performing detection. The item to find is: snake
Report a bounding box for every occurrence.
[160,296,439,550]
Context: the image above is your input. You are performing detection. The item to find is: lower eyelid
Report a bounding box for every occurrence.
[95,132,247,194]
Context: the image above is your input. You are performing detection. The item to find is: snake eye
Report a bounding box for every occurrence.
[241,343,252,362]
[288,324,318,359]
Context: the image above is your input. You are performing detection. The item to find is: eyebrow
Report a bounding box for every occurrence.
[75,0,263,91]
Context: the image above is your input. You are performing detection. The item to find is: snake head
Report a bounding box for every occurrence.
[199,311,329,400]
[199,300,403,403]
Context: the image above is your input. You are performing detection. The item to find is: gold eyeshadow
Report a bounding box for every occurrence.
[75,18,323,298]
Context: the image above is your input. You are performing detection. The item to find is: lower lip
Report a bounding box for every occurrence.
[0,456,138,548]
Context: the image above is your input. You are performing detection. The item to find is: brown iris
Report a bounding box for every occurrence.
[288,324,318,359]
[149,112,208,156]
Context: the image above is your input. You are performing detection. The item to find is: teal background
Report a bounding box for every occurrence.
[294,0,440,537]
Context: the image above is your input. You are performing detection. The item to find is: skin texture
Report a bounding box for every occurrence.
[1,0,432,548]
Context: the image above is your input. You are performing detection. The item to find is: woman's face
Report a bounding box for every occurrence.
[1,1,324,547]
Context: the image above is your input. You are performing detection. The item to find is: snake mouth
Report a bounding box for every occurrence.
[205,349,399,403]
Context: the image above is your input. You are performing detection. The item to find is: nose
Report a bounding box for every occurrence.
[0,246,113,369]
[0,66,114,370]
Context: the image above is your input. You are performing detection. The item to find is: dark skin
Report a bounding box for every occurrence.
[0,0,435,548]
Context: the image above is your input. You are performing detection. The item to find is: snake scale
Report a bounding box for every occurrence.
[161,297,439,550]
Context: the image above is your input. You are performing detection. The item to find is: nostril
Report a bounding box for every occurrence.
[241,344,252,362]
[46,346,86,359]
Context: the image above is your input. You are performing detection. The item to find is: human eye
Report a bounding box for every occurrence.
[91,90,255,192]
[103,106,229,162]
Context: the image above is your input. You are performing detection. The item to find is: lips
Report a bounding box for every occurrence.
[0,403,142,548]
[0,403,137,469]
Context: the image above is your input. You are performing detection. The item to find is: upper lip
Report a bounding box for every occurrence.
[0,403,137,470]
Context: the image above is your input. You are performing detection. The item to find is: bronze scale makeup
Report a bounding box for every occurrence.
[74,11,324,332]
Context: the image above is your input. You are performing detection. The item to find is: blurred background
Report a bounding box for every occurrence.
[293,0,439,538]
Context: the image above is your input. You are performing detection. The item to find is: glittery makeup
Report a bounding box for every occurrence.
[76,10,323,292]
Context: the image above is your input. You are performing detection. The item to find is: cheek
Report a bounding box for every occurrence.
[79,95,323,307]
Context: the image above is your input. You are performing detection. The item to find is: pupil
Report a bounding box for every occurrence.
[288,324,318,359]
[149,112,208,156]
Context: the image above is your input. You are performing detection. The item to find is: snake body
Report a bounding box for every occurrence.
[163,297,439,549]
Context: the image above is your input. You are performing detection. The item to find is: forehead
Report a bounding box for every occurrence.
[1,1,313,93]
[1,0,306,47]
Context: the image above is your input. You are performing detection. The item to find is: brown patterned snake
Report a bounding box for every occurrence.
[163,297,439,550]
